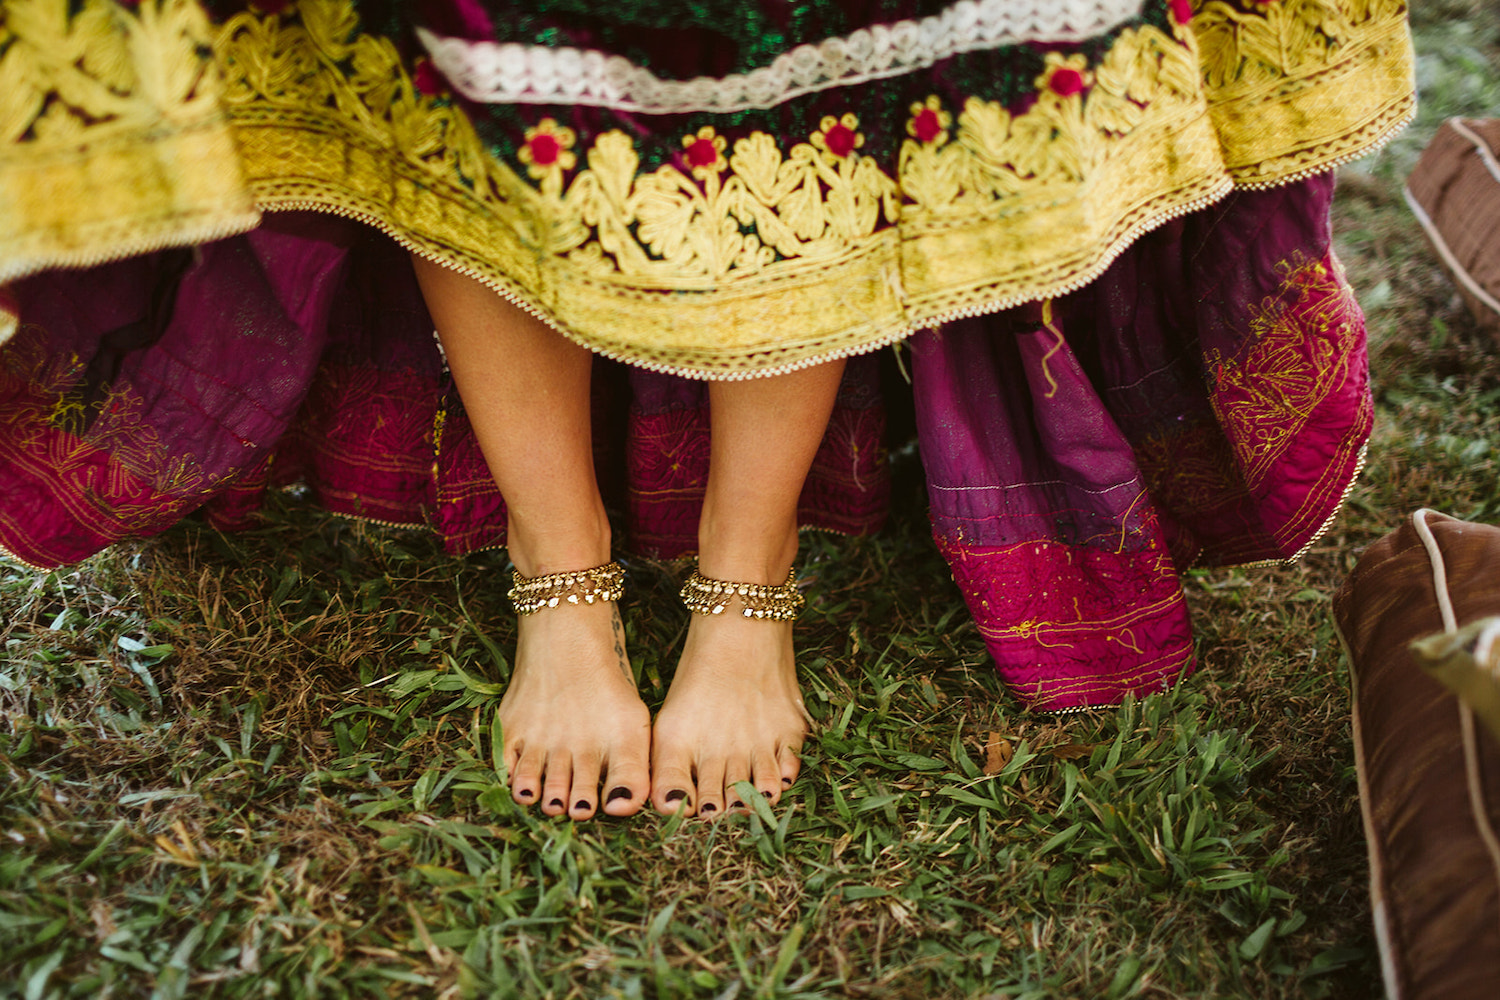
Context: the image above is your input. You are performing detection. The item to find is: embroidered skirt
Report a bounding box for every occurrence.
[0,0,1415,709]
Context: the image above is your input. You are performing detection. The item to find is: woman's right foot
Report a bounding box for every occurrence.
[500,599,652,819]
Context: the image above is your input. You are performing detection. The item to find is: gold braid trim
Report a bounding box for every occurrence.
[0,0,259,283]
[1192,0,1416,187]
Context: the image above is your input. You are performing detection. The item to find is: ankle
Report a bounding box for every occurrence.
[506,507,613,578]
[695,517,799,585]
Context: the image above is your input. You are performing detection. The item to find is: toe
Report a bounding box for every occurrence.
[568,750,603,820]
[601,751,650,818]
[651,757,697,817]
[511,744,546,805]
[540,751,573,817]
[724,764,753,814]
[777,744,802,790]
[751,749,782,804]
[694,757,728,820]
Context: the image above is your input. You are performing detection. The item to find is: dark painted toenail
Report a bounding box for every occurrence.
[574,800,589,811]
[763,790,773,798]
[665,789,686,803]
[782,778,792,786]
[731,800,744,809]
[549,798,564,808]
[607,786,631,803]
[701,803,716,814]
[519,789,533,798]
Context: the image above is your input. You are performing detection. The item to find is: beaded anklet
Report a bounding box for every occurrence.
[680,567,805,621]
[508,561,625,615]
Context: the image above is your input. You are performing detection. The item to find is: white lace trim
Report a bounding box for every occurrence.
[418,0,1148,114]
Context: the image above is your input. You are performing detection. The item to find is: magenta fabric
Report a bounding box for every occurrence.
[624,358,889,558]
[0,176,1370,711]
[911,175,1370,708]
[0,220,888,567]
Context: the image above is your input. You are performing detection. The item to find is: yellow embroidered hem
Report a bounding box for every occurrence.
[0,0,1418,379]
[0,0,260,284]
[1195,0,1416,188]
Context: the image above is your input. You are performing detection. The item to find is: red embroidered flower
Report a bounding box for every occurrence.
[914,109,942,143]
[681,126,728,179]
[686,138,718,168]
[812,114,865,161]
[529,134,560,165]
[1049,68,1086,98]
[413,58,444,97]
[824,123,857,157]
[1037,54,1093,100]
[519,119,577,178]
[1170,0,1193,24]
[906,96,952,146]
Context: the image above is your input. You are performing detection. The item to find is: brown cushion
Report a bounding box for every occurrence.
[1332,510,1500,1000]
[1404,118,1500,335]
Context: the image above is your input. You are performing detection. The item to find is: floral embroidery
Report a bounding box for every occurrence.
[206,0,1411,378]
[0,0,256,284]
[1207,254,1362,490]
[682,126,727,179]
[519,118,577,191]
[810,114,864,161]
[1170,0,1194,24]
[907,96,952,146]
[1039,53,1093,98]
[1195,0,1406,91]
[1191,0,1414,185]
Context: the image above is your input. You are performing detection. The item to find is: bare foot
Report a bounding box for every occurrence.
[501,601,652,819]
[650,611,809,818]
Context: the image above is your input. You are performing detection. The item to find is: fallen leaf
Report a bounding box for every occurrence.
[983,732,1013,774]
[1050,742,1099,761]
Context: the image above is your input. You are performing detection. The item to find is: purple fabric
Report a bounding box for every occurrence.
[0,223,349,565]
[912,174,1372,708]
[0,178,1371,712]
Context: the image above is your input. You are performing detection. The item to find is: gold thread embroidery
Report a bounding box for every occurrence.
[214,4,1241,377]
[0,0,258,282]
[1191,0,1415,185]
[1207,254,1361,490]
[1,0,1416,379]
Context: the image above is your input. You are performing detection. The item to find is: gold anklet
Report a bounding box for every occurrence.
[508,561,625,615]
[680,567,805,621]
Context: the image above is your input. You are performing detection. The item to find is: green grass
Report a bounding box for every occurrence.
[4,5,1500,997]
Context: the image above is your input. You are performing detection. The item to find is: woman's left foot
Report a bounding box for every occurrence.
[649,611,808,818]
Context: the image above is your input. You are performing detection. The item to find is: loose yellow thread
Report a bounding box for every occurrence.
[1040,298,1065,400]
